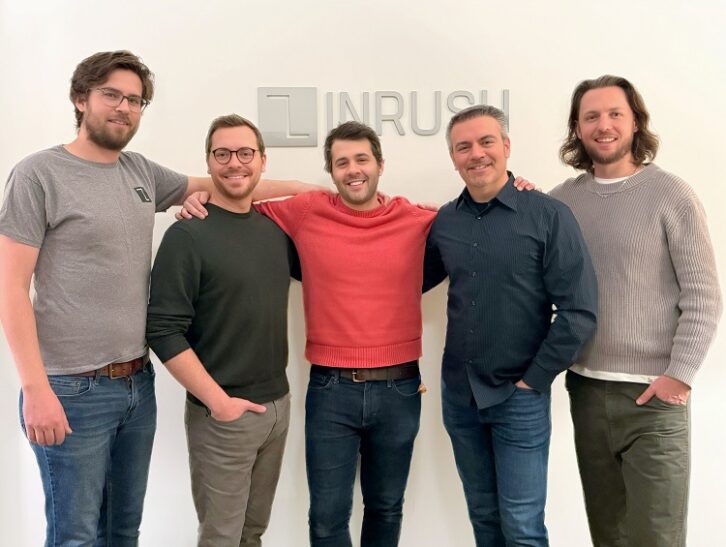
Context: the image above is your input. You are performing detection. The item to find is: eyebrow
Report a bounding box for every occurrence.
[583,107,624,115]
[454,134,497,146]
[101,87,143,98]
[335,153,370,162]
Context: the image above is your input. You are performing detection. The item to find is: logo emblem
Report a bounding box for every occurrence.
[133,187,151,203]
[258,87,317,147]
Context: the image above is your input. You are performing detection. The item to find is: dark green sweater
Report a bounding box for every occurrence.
[146,204,297,404]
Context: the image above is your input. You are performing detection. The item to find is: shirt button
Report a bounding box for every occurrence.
[467,359,473,364]
[471,271,477,277]
[472,242,478,247]
[471,300,476,306]
[469,329,474,334]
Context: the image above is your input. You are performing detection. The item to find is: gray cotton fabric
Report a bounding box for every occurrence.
[0,145,187,374]
[550,163,721,385]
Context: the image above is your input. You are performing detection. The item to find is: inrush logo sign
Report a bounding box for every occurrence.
[258,87,510,147]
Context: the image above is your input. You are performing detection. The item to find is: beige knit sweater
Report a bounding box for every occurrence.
[550,163,721,385]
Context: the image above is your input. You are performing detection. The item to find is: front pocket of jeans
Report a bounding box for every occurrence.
[308,373,334,391]
[48,376,93,397]
[392,376,421,397]
[514,385,539,395]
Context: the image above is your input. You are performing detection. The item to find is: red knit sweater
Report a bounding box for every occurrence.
[256,192,436,368]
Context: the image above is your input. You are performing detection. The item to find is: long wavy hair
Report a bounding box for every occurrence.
[560,75,659,171]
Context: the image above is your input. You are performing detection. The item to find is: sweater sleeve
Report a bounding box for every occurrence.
[664,195,722,385]
[146,224,202,362]
[254,192,316,238]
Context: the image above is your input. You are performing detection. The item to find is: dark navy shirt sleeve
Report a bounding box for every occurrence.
[423,233,448,292]
[522,202,598,392]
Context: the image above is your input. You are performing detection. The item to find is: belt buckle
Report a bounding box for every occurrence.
[109,360,136,379]
[351,370,365,383]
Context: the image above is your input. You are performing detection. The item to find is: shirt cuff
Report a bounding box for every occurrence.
[522,363,558,393]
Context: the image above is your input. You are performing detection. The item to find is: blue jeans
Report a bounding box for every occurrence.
[19,364,157,547]
[305,365,421,547]
[443,386,551,547]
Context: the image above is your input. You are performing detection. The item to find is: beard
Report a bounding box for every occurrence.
[583,134,634,166]
[341,187,376,206]
[83,114,138,151]
[335,177,379,209]
[213,175,259,204]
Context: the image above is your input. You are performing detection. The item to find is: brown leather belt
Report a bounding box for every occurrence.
[73,357,146,379]
[312,362,419,383]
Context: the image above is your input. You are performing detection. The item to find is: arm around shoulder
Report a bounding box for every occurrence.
[253,178,328,201]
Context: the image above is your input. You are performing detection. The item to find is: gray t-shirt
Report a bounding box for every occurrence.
[0,145,187,374]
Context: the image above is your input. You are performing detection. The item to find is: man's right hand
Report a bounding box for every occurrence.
[22,385,72,445]
[176,191,210,220]
[210,396,267,422]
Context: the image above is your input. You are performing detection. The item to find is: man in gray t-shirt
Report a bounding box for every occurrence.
[0,50,196,547]
[0,50,305,546]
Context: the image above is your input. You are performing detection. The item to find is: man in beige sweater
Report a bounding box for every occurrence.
[551,75,721,547]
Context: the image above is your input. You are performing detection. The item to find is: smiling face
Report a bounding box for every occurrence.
[576,86,638,177]
[329,138,383,211]
[206,125,266,212]
[449,114,511,202]
[74,69,142,151]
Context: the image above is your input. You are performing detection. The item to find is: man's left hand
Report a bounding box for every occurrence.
[636,375,691,406]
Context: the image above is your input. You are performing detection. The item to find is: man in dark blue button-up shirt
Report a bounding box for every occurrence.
[424,105,597,547]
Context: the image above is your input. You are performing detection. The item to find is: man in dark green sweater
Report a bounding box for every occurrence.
[146,114,299,547]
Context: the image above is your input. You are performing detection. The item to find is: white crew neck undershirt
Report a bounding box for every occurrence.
[594,175,629,185]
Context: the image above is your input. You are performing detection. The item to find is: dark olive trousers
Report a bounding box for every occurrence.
[566,371,689,547]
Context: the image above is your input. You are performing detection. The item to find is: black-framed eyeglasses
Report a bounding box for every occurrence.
[211,147,258,165]
[92,87,149,112]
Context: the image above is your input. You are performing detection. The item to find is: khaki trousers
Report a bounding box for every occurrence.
[566,371,689,547]
[185,393,290,547]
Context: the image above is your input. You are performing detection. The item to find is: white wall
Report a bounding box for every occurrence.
[1,1,724,545]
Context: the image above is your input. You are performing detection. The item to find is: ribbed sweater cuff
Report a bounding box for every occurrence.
[665,363,698,387]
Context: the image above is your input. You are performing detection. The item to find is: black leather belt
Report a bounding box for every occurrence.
[312,361,419,383]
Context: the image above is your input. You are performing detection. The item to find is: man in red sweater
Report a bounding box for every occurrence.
[256,122,435,547]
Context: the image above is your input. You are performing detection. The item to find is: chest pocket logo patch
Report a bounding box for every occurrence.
[133,187,152,203]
